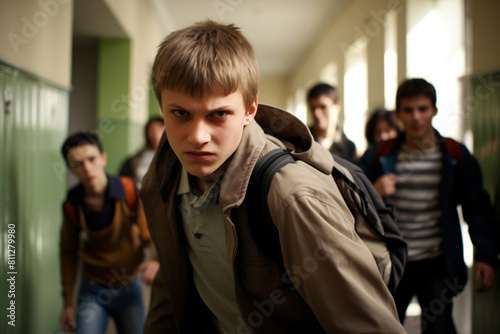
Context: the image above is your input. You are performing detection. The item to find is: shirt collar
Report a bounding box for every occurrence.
[177,168,221,207]
[68,174,125,205]
[106,174,128,200]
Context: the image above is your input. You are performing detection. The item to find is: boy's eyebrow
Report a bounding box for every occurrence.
[166,103,236,111]
[165,103,184,109]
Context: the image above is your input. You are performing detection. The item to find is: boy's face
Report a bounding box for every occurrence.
[308,95,340,134]
[396,95,437,148]
[161,88,257,185]
[67,144,107,188]
[374,120,398,143]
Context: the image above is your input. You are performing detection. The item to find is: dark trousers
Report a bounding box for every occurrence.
[394,256,457,334]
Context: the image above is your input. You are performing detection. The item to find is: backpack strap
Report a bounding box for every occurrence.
[63,200,80,228]
[120,176,137,212]
[445,138,462,165]
[246,148,295,261]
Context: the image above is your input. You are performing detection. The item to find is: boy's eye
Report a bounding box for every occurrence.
[173,110,188,117]
[88,156,95,163]
[68,160,83,168]
[212,110,227,118]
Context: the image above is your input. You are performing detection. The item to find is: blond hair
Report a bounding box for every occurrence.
[151,20,260,109]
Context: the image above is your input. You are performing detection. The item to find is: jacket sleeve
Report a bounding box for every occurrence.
[143,269,177,333]
[458,145,499,266]
[59,209,80,308]
[272,172,405,333]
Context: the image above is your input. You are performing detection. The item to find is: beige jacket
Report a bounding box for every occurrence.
[141,105,405,333]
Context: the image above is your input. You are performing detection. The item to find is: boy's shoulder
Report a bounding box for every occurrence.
[66,183,84,205]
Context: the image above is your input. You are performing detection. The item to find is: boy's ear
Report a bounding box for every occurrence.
[244,96,258,126]
[102,152,108,167]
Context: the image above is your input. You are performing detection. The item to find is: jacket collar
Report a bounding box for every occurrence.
[392,128,447,151]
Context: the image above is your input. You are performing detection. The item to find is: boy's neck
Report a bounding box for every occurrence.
[314,126,336,140]
[194,163,227,194]
[404,132,439,151]
[83,175,108,197]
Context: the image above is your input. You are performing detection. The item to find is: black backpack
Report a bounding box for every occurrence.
[246,148,407,294]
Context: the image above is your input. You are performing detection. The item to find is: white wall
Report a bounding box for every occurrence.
[104,0,166,125]
[0,0,73,87]
[259,77,289,110]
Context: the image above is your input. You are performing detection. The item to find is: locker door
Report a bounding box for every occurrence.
[1,63,69,334]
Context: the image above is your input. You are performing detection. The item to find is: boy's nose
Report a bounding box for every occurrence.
[188,120,210,146]
[82,160,92,172]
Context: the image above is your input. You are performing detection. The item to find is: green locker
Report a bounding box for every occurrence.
[1,62,69,333]
[470,70,500,333]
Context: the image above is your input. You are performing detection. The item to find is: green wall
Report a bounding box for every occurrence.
[471,70,500,333]
[96,39,135,174]
[0,62,68,333]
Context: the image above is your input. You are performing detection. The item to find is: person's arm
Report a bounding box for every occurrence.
[373,174,398,198]
[135,198,160,284]
[59,211,80,330]
[275,192,404,332]
[475,262,496,292]
[357,144,398,198]
[60,306,76,332]
[139,258,160,285]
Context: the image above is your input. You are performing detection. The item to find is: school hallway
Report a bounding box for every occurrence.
[1,0,500,333]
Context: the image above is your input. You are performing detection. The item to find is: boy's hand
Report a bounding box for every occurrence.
[139,260,160,285]
[60,306,76,332]
[475,261,495,292]
[374,174,397,197]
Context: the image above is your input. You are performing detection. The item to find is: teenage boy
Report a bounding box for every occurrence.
[358,78,498,333]
[59,131,159,334]
[141,20,404,333]
[307,83,357,163]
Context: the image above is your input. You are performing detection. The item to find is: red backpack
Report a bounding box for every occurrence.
[372,137,462,174]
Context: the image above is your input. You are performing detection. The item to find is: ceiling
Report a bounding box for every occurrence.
[151,0,349,78]
[73,0,350,78]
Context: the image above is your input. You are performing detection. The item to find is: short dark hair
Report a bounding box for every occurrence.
[61,131,103,164]
[145,116,164,148]
[396,78,437,111]
[307,83,339,103]
[365,108,400,145]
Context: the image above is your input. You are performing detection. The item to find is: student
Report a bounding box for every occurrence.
[119,116,165,189]
[307,83,357,162]
[364,107,400,146]
[358,78,498,333]
[59,131,159,334]
[141,20,405,333]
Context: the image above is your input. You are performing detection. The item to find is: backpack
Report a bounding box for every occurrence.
[63,176,137,228]
[371,137,463,177]
[245,148,408,294]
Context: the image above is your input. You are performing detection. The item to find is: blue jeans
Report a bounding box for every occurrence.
[76,276,145,334]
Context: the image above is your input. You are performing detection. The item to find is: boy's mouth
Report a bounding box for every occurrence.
[185,151,214,161]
